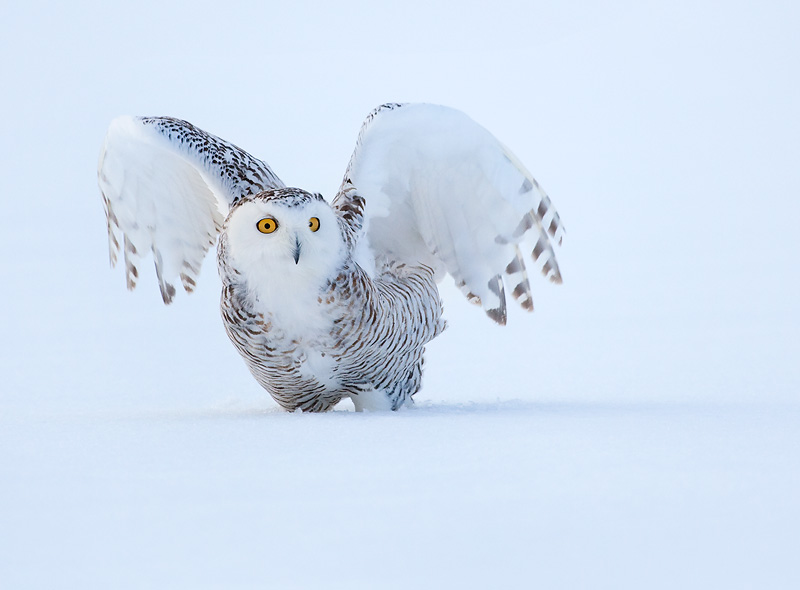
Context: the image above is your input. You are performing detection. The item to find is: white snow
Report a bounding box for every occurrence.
[1,1,799,588]
[3,402,798,589]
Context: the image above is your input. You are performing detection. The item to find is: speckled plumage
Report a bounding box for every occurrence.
[98,103,564,411]
[218,195,443,411]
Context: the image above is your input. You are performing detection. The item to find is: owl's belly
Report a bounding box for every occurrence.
[238,328,345,412]
[224,308,424,412]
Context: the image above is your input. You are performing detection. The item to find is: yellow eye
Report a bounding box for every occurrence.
[308,217,320,232]
[257,217,278,234]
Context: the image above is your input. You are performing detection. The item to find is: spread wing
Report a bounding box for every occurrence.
[98,116,284,303]
[333,103,564,325]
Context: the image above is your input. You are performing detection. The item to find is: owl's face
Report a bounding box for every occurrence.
[223,189,346,295]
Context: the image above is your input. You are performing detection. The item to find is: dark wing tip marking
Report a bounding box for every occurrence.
[159,282,177,304]
[455,279,482,306]
[180,272,197,292]
[485,275,507,325]
[486,306,507,325]
[505,256,523,275]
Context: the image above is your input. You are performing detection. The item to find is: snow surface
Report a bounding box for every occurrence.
[2,1,799,588]
[3,403,799,589]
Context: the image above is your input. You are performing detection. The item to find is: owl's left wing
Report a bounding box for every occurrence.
[333,103,564,325]
[98,116,284,303]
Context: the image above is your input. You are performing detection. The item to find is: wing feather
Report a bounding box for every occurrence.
[333,103,564,324]
[98,116,284,303]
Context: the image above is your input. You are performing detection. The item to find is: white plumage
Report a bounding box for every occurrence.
[98,103,564,411]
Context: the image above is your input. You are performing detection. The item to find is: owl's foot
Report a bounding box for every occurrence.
[350,388,394,412]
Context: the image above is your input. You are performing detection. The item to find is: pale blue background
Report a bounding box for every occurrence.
[1,1,798,588]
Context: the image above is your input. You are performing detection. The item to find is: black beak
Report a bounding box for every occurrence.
[293,235,301,264]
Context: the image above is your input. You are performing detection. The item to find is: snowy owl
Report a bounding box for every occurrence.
[98,103,565,412]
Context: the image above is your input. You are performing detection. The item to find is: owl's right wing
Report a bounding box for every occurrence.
[333,103,564,325]
[98,116,284,303]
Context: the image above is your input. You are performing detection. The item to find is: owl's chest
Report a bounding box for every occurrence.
[222,276,347,353]
[226,282,359,400]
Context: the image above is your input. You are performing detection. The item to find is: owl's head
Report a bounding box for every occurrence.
[223,188,346,293]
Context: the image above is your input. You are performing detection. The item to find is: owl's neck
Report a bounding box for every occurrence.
[218,228,350,334]
[245,256,351,336]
